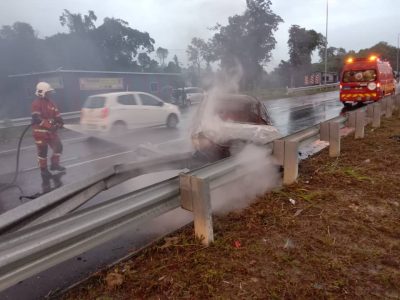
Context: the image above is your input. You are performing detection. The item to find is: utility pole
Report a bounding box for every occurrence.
[324,0,329,85]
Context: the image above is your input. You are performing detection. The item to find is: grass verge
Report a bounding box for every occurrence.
[64,117,400,299]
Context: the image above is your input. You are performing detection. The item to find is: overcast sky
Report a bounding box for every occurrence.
[0,0,399,70]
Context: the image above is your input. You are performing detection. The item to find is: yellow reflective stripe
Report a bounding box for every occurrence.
[37,156,47,160]
[35,140,43,144]
[34,129,49,133]
[31,111,41,115]
[53,153,61,156]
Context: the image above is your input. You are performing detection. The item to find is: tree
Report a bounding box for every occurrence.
[358,42,397,69]
[156,47,169,66]
[59,10,97,34]
[287,25,325,86]
[137,53,159,72]
[313,46,347,73]
[93,18,155,70]
[164,55,181,73]
[0,22,41,75]
[210,0,282,89]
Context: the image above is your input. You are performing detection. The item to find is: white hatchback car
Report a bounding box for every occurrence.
[80,92,181,133]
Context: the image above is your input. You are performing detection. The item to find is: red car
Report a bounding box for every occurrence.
[191,93,280,162]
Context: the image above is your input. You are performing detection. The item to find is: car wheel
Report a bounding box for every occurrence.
[111,121,127,135]
[166,114,179,129]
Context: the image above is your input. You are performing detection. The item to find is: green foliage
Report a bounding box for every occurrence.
[0,10,157,77]
[156,47,169,66]
[358,42,397,69]
[288,25,325,69]
[137,53,159,72]
[187,0,282,90]
[59,9,97,34]
[163,55,181,73]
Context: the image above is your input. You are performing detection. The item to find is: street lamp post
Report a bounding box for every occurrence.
[324,0,329,85]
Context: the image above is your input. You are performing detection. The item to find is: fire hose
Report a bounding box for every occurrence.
[0,124,31,194]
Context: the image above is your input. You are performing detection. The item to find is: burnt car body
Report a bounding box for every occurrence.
[191,93,280,162]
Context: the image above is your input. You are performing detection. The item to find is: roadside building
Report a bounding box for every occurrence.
[3,70,184,118]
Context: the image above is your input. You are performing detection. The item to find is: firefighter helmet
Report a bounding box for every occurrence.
[35,82,54,98]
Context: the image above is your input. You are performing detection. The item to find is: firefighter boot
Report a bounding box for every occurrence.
[50,164,66,172]
[40,168,53,193]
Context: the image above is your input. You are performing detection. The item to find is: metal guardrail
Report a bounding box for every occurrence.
[0,111,80,129]
[0,94,399,292]
[0,152,193,235]
[287,83,339,95]
[0,155,243,291]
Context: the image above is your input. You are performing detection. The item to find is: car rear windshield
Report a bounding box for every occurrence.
[342,69,377,83]
[215,100,270,125]
[83,96,106,108]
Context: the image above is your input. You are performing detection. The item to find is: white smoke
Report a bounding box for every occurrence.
[212,144,281,214]
[192,61,282,214]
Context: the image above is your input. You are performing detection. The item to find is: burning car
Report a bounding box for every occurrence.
[191,93,280,162]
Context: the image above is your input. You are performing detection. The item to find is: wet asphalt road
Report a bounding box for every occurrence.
[0,90,348,299]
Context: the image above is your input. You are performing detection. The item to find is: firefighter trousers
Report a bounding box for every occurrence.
[35,134,63,169]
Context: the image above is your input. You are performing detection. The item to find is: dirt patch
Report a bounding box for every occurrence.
[63,117,400,299]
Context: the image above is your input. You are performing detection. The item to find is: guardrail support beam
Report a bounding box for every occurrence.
[366,104,374,124]
[355,110,365,139]
[329,122,341,157]
[395,96,400,117]
[272,140,284,166]
[283,140,298,185]
[347,112,356,128]
[372,102,381,128]
[320,121,329,142]
[386,97,393,118]
[179,174,213,245]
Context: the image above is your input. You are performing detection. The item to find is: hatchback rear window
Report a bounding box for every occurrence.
[84,96,106,108]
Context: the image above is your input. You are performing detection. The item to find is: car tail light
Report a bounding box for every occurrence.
[101,107,109,119]
[377,82,381,89]
[340,84,342,90]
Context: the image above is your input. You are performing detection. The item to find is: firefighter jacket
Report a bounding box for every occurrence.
[31,98,64,139]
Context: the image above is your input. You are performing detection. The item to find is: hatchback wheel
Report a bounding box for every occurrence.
[111,121,127,135]
[166,114,178,129]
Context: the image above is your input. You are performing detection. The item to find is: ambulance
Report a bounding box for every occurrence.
[340,55,396,107]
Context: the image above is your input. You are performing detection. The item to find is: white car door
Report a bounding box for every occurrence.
[115,94,143,129]
[137,93,167,126]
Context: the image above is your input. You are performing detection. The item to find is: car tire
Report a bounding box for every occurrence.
[166,114,179,129]
[111,121,127,135]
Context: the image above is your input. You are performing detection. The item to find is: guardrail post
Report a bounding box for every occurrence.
[386,97,393,118]
[394,95,400,112]
[320,121,329,142]
[272,140,284,166]
[366,105,373,125]
[396,95,400,118]
[372,102,381,128]
[329,122,340,157]
[381,98,387,117]
[283,140,298,185]
[179,174,213,245]
[355,110,365,139]
[347,112,356,128]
